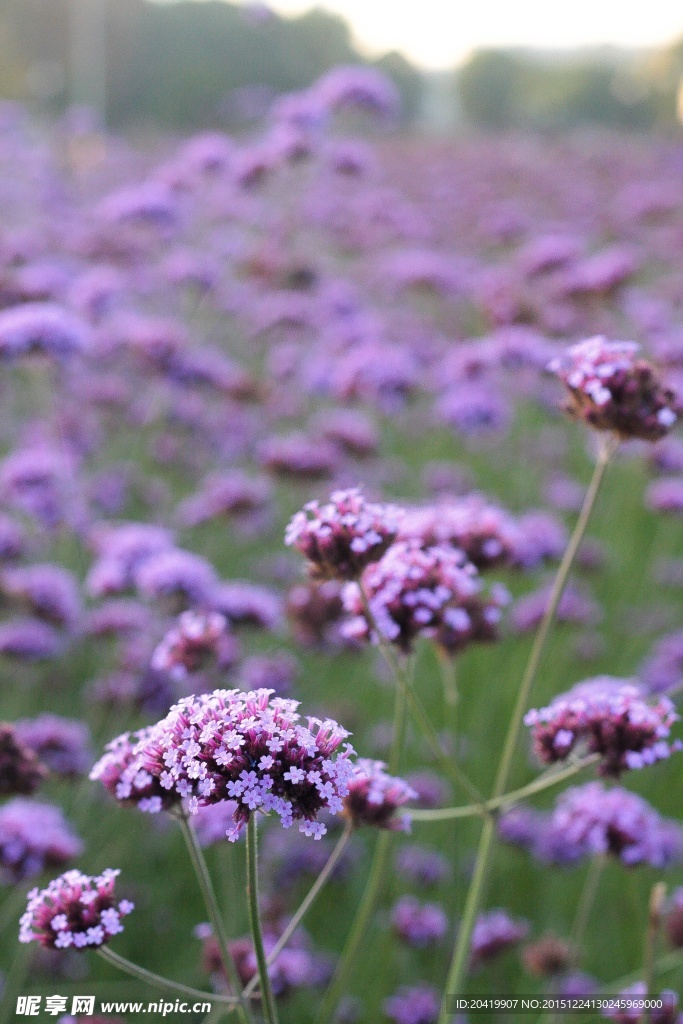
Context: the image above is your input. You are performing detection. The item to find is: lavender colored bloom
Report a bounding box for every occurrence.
[98,181,178,229]
[286,579,346,649]
[177,471,271,527]
[137,688,355,841]
[238,652,299,697]
[0,617,65,660]
[313,408,379,458]
[470,909,529,968]
[1,564,81,629]
[209,581,282,631]
[15,715,92,778]
[395,845,450,887]
[398,496,520,570]
[511,511,568,569]
[134,549,218,606]
[524,677,681,776]
[384,985,440,1024]
[203,923,331,998]
[258,433,340,480]
[90,728,181,815]
[547,337,677,441]
[86,523,174,597]
[0,723,48,795]
[286,488,403,581]
[391,895,448,947]
[192,800,240,847]
[601,983,679,1023]
[0,302,89,360]
[19,868,133,950]
[343,759,416,831]
[0,799,82,883]
[511,583,601,633]
[499,782,683,868]
[342,540,508,655]
[151,610,231,680]
[85,599,152,638]
[404,771,450,809]
[641,630,683,695]
[522,934,575,977]
[315,65,399,119]
[646,477,683,515]
[436,385,512,437]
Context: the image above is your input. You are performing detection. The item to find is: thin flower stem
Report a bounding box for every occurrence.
[245,815,280,1024]
[97,947,238,1004]
[644,883,667,1021]
[176,811,256,1024]
[569,856,604,952]
[242,822,354,1000]
[409,755,599,822]
[438,648,459,738]
[439,436,615,1024]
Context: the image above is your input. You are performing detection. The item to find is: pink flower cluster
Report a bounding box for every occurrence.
[136,688,355,840]
[89,728,180,814]
[342,540,508,654]
[285,487,403,581]
[19,868,133,950]
[398,496,520,570]
[524,677,681,776]
[547,337,677,441]
[151,610,229,679]
[342,758,416,831]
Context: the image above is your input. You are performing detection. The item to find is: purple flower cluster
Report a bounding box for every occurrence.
[134,688,355,840]
[0,722,47,795]
[285,487,403,581]
[548,337,677,441]
[0,799,82,883]
[499,782,683,867]
[151,610,229,679]
[470,909,530,968]
[384,985,440,1024]
[391,896,448,947]
[342,540,508,654]
[342,758,416,831]
[398,495,520,570]
[19,868,133,950]
[89,728,180,815]
[15,715,92,777]
[601,984,679,1024]
[524,677,681,775]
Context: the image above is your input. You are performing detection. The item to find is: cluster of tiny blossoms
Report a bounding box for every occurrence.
[547,337,677,441]
[19,868,133,950]
[137,688,355,841]
[342,540,508,654]
[285,487,403,581]
[524,677,681,776]
[151,610,228,679]
[342,758,417,831]
[89,727,181,814]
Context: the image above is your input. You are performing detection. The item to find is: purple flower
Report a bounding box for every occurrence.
[394,845,450,887]
[646,477,683,515]
[524,676,681,776]
[315,66,399,119]
[136,688,355,841]
[1,564,81,629]
[601,983,679,1023]
[286,488,404,581]
[641,630,683,695]
[0,617,65,660]
[470,909,529,968]
[511,583,601,633]
[192,801,240,847]
[90,728,181,815]
[342,540,508,655]
[134,549,218,607]
[15,715,92,778]
[86,523,174,597]
[238,653,299,697]
[343,759,416,831]
[0,723,48,796]
[19,868,133,950]
[547,337,677,441]
[398,496,520,570]
[0,799,82,883]
[151,610,231,680]
[177,471,271,527]
[258,433,340,480]
[286,579,347,649]
[0,302,89,360]
[209,581,283,631]
[384,985,440,1024]
[391,896,448,947]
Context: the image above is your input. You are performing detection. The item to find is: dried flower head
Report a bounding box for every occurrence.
[548,337,677,441]
[285,488,403,581]
[522,934,576,977]
[19,868,133,949]
[137,688,355,841]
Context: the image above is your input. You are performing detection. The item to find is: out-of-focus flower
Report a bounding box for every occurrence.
[237,652,298,697]
[646,477,683,515]
[15,715,92,777]
[511,583,601,633]
[89,729,180,815]
[384,984,440,1024]
[134,549,218,607]
[286,488,403,581]
[600,983,679,1023]
[0,302,89,360]
[342,759,416,831]
[342,540,508,655]
[394,845,450,887]
[1,564,81,629]
[398,496,520,570]
[0,799,82,883]
[151,610,232,679]
[547,337,677,441]
[19,868,133,949]
[522,934,576,977]
[0,723,48,795]
[641,630,683,695]
[137,688,355,841]
[0,617,65,660]
[391,896,448,947]
[524,677,681,776]
[286,579,346,649]
[209,581,282,631]
[258,433,340,480]
[664,888,683,949]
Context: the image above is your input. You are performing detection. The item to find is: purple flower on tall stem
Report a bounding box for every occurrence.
[342,758,416,831]
[19,868,133,949]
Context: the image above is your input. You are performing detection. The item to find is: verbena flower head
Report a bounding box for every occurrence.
[342,758,416,831]
[394,845,450,887]
[384,985,440,1024]
[391,896,448,947]
[342,540,508,655]
[15,715,92,778]
[524,677,681,776]
[0,799,82,883]
[19,868,133,950]
[499,782,683,868]
[470,909,530,968]
[547,337,677,441]
[0,723,47,796]
[285,488,403,581]
[89,728,181,815]
[398,496,520,570]
[151,610,229,679]
[600,983,679,1023]
[137,688,355,841]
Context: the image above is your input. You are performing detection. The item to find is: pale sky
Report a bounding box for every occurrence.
[258,0,683,69]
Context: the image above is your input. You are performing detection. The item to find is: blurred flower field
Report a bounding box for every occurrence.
[1,69,683,1023]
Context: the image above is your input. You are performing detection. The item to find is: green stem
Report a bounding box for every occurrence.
[605,949,683,993]
[97,947,237,1004]
[438,648,459,739]
[176,812,256,1024]
[242,822,353,999]
[245,816,279,1024]
[439,436,615,1024]
[409,755,599,822]
[569,856,604,952]
[644,883,667,1021]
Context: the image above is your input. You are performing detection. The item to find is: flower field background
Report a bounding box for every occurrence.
[1,77,683,1022]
